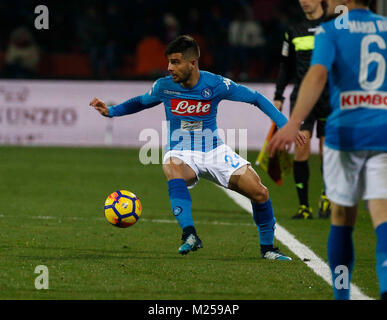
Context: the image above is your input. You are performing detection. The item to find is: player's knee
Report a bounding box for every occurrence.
[163,163,183,180]
[294,146,310,161]
[163,158,196,184]
[251,185,269,203]
[294,132,311,161]
[164,169,184,181]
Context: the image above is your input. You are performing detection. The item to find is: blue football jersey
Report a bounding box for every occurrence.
[311,9,387,151]
[126,70,288,152]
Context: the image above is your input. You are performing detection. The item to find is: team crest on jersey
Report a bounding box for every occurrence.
[170,99,211,116]
[201,87,213,99]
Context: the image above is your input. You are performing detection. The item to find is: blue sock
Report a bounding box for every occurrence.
[251,199,276,253]
[376,222,387,299]
[327,225,354,300]
[168,179,194,232]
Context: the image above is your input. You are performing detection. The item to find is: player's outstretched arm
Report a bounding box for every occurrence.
[90,97,109,116]
[89,79,162,118]
[267,64,328,157]
[89,95,161,118]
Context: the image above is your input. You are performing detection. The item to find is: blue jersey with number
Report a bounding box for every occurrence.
[109,70,287,151]
[311,9,387,151]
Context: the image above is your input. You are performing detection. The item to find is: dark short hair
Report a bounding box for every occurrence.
[165,35,200,59]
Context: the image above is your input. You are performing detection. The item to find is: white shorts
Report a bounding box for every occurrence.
[323,145,387,206]
[163,144,250,189]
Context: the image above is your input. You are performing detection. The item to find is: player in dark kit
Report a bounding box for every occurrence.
[273,0,331,219]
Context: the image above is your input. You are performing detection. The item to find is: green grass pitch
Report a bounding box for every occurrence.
[0,146,379,299]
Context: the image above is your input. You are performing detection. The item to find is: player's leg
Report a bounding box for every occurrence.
[317,135,331,218]
[317,114,331,219]
[292,129,313,219]
[163,156,202,254]
[328,202,357,300]
[228,164,291,260]
[323,147,366,300]
[369,200,387,300]
[289,96,315,219]
[363,152,387,300]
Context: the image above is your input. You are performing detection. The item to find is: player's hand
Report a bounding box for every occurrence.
[273,100,283,111]
[267,120,303,157]
[295,130,307,148]
[89,97,109,117]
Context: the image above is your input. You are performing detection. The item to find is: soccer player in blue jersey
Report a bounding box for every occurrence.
[90,35,305,260]
[268,0,387,299]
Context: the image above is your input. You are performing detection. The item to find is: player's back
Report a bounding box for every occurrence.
[319,9,387,151]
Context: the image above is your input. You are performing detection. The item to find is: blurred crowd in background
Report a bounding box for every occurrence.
[0,0,373,82]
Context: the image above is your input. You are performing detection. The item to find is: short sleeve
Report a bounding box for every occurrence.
[311,24,336,71]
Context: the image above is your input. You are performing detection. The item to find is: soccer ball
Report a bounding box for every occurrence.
[104,190,142,228]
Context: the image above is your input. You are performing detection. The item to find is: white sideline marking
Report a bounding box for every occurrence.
[221,187,374,300]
